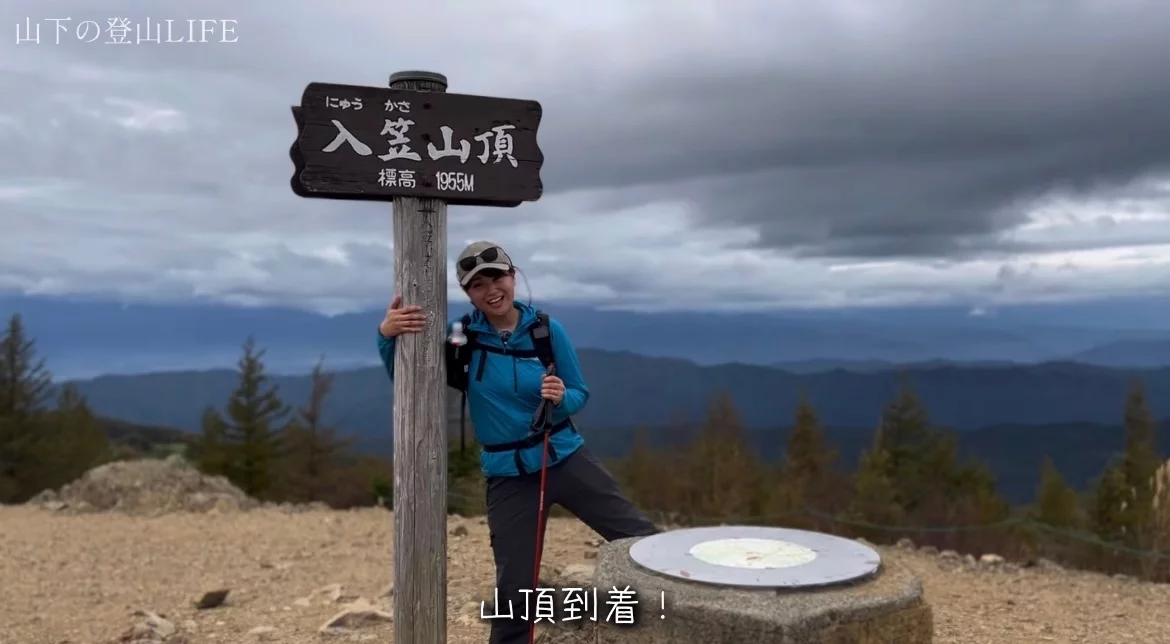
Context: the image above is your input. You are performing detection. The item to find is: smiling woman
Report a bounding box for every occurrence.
[376,240,660,644]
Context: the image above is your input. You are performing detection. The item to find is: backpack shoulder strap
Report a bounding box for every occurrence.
[453,313,475,454]
[529,310,555,369]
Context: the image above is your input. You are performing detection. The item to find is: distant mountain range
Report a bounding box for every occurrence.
[771,351,1170,373]
[66,348,1168,448]
[4,291,1167,507]
[771,358,1026,373]
[5,293,1170,379]
[18,287,1161,457]
[1067,340,1170,368]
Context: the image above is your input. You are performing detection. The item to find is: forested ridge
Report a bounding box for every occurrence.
[3,312,1168,581]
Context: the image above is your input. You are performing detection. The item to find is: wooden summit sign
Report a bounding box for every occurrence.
[288,70,546,644]
[289,81,544,207]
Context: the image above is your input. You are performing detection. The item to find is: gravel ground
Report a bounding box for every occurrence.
[2,505,1168,644]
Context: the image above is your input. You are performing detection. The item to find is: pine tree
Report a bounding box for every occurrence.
[0,316,111,502]
[919,432,982,509]
[1032,456,1081,529]
[843,447,903,540]
[195,406,229,476]
[0,314,55,502]
[1025,455,1084,560]
[0,313,52,421]
[773,397,840,525]
[947,450,1009,520]
[216,337,290,499]
[1121,381,1160,534]
[281,357,353,503]
[1088,461,1132,572]
[877,383,932,462]
[784,396,837,491]
[620,427,662,509]
[864,384,1009,545]
[683,392,761,520]
[1089,461,1130,544]
[41,384,109,488]
[875,383,935,513]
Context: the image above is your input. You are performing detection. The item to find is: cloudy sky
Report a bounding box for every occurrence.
[1,0,1168,314]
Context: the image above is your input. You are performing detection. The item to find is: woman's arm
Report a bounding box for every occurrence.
[377,317,456,381]
[377,329,397,380]
[548,317,589,421]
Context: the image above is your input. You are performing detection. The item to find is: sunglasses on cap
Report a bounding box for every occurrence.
[458,246,505,272]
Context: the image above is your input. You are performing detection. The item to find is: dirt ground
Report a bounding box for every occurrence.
[2,505,1169,644]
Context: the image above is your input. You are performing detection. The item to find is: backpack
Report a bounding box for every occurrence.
[445,311,557,455]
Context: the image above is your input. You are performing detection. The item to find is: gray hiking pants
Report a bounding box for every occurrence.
[484,444,659,644]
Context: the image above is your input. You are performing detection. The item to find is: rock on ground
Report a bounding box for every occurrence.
[26,455,256,516]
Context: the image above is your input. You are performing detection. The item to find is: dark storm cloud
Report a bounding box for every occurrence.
[2,0,1169,312]
[8,0,1168,264]
[532,0,1170,258]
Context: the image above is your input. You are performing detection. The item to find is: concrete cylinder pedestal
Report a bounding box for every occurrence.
[558,527,932,644]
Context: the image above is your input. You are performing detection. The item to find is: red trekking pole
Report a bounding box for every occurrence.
[528,363,556,644]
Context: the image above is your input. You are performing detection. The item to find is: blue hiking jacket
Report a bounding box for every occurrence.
[377,301,588,477]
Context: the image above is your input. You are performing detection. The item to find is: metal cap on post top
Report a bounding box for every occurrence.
[389,70,448,92]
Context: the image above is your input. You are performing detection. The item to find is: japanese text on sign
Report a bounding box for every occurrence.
[479,586,659,625]
[321,119,519,168]
[15,17,239,44]
[291,81,544,206]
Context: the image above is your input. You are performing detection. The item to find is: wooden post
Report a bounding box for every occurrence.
[389,69,449,644]
[290,81,542,641]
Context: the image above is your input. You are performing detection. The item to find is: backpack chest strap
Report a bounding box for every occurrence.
[472,343,540,358]
[468,341,540,383]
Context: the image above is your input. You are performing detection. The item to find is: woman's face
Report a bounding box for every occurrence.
[466,270,516,317]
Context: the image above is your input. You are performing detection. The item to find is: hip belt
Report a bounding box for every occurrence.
[481,419,575,474]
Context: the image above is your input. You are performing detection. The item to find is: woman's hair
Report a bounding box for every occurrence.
[463,266,533,305]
